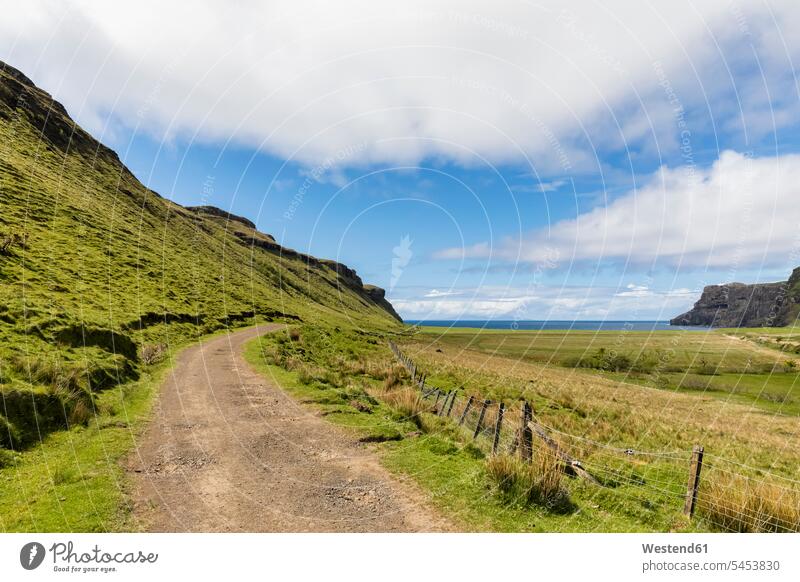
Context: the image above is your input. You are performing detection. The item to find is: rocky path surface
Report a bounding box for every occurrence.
[126,325,452,532]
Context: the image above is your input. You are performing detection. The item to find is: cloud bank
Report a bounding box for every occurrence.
[1,0,798,170]
[435,151,800,269]
[394,284,697,320]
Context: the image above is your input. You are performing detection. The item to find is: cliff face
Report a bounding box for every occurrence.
[363,284,402,322]
[671,268,800,327]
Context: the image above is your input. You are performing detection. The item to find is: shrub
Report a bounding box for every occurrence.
[695,357,718,376]
[485,451,573,512]
[141,343,166,365]
[698,474,800,532]
[565,348,641,372]
[678,377,712,391]
[759,392,793,404]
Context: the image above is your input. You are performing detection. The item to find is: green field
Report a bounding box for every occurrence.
[414,326,800,415]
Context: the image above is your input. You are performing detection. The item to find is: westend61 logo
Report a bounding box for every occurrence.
[20,542,46,570]
[19,541,158,574]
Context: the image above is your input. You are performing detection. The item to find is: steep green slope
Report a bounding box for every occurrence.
[0,60,400,449]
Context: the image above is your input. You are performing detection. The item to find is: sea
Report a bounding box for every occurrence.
[403,320,711,332]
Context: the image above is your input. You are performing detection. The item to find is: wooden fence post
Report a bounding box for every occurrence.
[492,402,505,455]
[520,401,533,462]
[437,391,451,416]
[458,395,474,426]
[473,399,491,439]
[433,390,443,410]
[445,392,457,417]
[683,445,704,518]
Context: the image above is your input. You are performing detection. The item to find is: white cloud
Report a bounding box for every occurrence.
[436,151,800,269]
[615,284,651,298]
[394,284,697,320]
[1,1,798,169]
[512,179,567,193]
[535,180,566,193]
[424,289,462,298]
[396,296,530,319]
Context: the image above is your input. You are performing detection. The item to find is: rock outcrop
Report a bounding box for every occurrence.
[363,284,402,322]
[671,267,800,327]
[187,205,257,230]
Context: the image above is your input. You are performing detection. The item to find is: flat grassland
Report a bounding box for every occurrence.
[416,326,800,415]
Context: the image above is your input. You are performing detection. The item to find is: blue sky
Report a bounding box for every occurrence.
[3,1,800,320]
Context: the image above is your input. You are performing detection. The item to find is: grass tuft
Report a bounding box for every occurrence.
[486,451,573,512]
[381,386,431,428]
[698,475,800,532]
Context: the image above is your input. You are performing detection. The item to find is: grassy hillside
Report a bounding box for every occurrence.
[0,59,400,452]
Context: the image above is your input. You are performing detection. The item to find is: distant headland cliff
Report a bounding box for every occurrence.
[671,267,800,328]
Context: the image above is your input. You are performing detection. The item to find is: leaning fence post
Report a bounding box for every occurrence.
[433,390,443,410]
[683,445,705,518]
[492,402,505,455]
[458,395,474,426]
[473,399,491,439]
[520,401,533,462]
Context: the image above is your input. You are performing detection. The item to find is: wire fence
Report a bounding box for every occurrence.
[388,340,800,532]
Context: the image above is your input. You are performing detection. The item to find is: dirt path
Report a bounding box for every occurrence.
[126,325,453,532]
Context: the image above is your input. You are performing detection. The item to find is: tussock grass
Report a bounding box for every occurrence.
[297,367,315,385]
[10,355,80,391]
[486,451,573,512]
[381,386,432,423]
[381,363,407,390]
[698,475,800,532]
[68,398,93,426]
